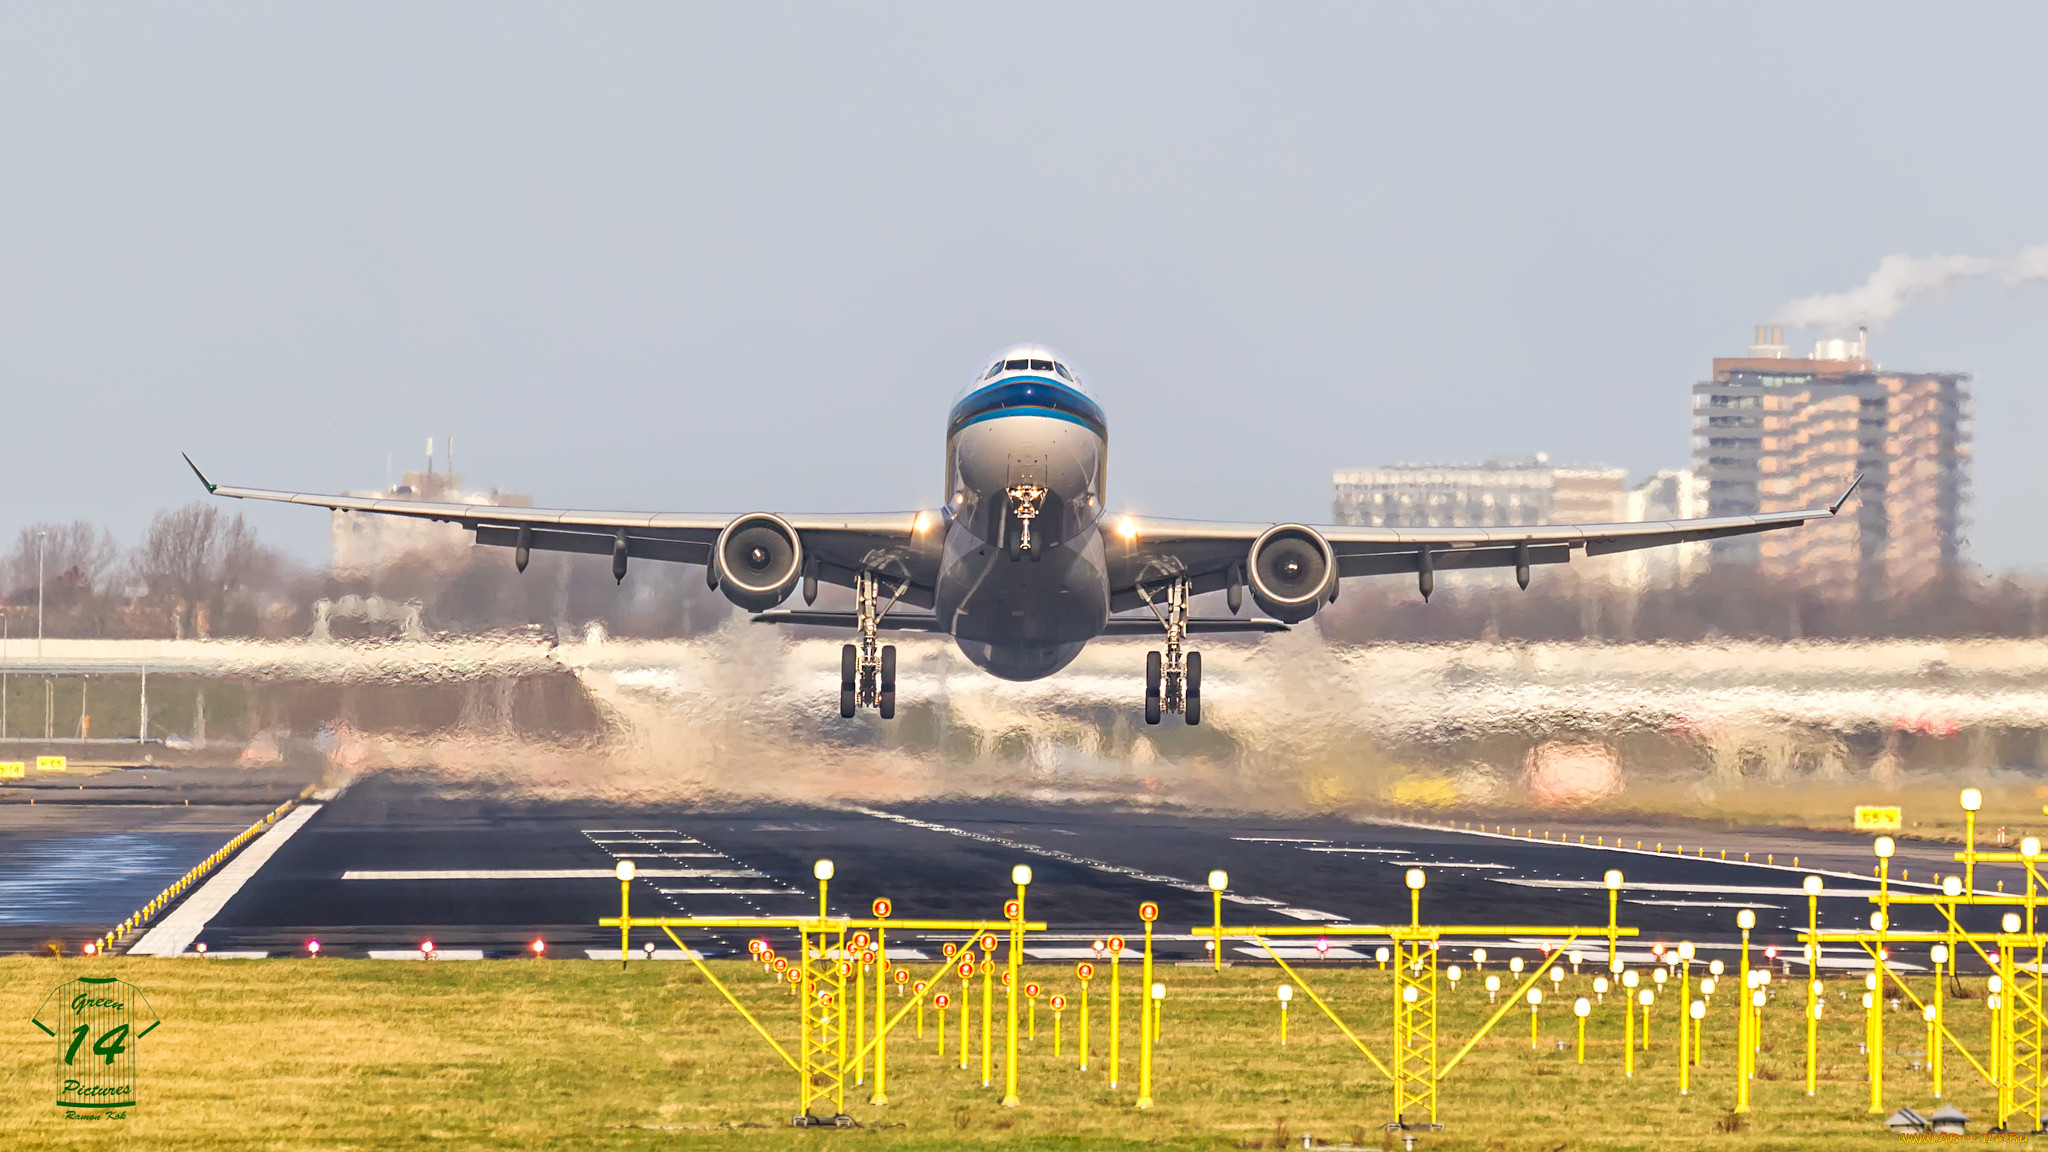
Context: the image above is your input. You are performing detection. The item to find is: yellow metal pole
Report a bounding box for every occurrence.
[1281,1002,1289,1045]
[1871,917,1887,1115]
[619,875,632,971]
[936,995,946,1055]
[1138,914,1156,1108]
[1055,1005,1063,1056]
[1679,956,1690,1095]
[872,929,888,1106]
[1624,987,1635,1079]
[835,942,848,1117]
[916,984,925,1039]
[981,956,994,1089]
[1735,915,1751,1113]
[1576,1010,1585,1063]
[1213,886,1224,971]
[1079,979,1091,1071]
[854,958,866,1087]
[1806,887,1820,1096]
[1004,880,1024,1107]
[959,958,973,1070]
[1110,945,1122,1088]
[799,927,813,1120]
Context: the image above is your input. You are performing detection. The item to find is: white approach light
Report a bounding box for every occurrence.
[1593,976,1609,995]
[1874,836,1896,859]
[1509,957,1524,974]
[1751,990,1766,1009]
[1405,986,1420,1004]
[1870,912,1887,932]
[615,860,636,882]
[1575,997,1591,1018]
[1639,990,1654,1007]
[1944,875,1964,897]
[1208,870,1228,891]
[1961,788,1983,812]
[1013,864,1033,886]
[814,859,835,881]
[1486,975,1501,993]
[1622,970,1640,989]
[1709,959,1724,976]
[1446,965,1462,983]
[1406,869,1426,891]
[1803,875,1824,896]
[1690,1000,1706,1021]
[1278,985,1293,1003]
[2026,837,2042,860]
[1527,988,1542,1006]
[1604,870,1624,890]
[2006,913,2023,933]
[1737,910,1756,930]
[1677,941,1696,961]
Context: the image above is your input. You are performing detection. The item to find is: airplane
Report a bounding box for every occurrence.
[184,343,1857,725]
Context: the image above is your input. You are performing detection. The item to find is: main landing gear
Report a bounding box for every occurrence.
[1137,577,1200,726]
[840,570,897,720]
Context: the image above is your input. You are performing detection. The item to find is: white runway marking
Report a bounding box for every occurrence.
[852,806,1349,920]
[582,948,704,961]
[1302,847,1407,854]
[1390,861,1510,870]
[657,887,801,896]
[129,804,323,957]
[176,951,267,959]
[1628,899,1782,910]
[367,949,487,960]
[1025,947,1112,959]
[1497,878,1876,898]
[1234,837,1332,844]
[341,868,763,880]
[1234,945,1368,960]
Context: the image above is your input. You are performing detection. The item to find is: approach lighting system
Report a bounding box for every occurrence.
[1278,985,1293,1003]
[1931,944,1950,965]
[1803,875,1823,896]
[814,859,835,880]
[1874,837,1895,859]
[1737,910,1757,930]
[2006,913,2024,933]
[1604,870,1623,890]
[1944,875,1964,897]
[2026,837,2042,859]
[1575,997,1591,1017]
[1961,788,1983,812]
[1406,869,1426,890]
[1209,870,1229,891]
[1677,941,1696,961]
[616,860,636,881]
[1013,864,1033,886]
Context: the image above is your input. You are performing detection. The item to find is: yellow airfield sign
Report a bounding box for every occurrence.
[36,755,68,772]
[0,762,23,779]
[1854,805,1902,831]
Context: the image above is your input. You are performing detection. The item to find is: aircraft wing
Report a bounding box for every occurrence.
[184,456,937,603]
[1103,477,1860,611]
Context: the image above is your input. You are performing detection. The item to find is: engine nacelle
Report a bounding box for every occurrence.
[714,513,804,612]
[1246,524,1336,624]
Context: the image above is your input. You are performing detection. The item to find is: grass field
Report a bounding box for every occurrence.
[0,956,2007,1150]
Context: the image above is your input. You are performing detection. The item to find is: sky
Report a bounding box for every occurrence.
[5,4,2046,572]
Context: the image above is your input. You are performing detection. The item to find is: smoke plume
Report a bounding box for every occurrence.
[1773,242,2048,330]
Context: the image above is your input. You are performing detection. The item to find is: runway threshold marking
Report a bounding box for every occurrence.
[129,803,323,957]
[847,805,1346,922]
[1497,878,1877,898]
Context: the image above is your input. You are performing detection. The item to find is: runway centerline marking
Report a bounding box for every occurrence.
[848,805,1348,921]
[130,803,323,957]
[341,868,765,880]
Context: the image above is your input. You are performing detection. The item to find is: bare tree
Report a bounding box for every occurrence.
[4,521,119,599]
[132,503,284,638]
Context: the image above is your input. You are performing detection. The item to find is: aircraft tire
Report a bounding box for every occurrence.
[879,645,897,720]
[1185,651,1201,726]
[1144,651,1162,725]
[840,645,858,719]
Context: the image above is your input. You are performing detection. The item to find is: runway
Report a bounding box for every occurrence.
[3,769,2014,970]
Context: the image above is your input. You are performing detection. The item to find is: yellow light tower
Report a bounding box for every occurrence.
[1573,996,1590,1063]
[1870,833,1895,1117]
[1802,874,1822,1095]
[1735,908,1755,1113]
[1962,788,1983,895]
[1076,961,1095,1071]
[1136,902,1159,1108]
[1004,865,1030,1107]
[1278,984,1293,1045]
[1676,940,1695,1090]
[1527,987,1542,1048]
[615,860,636,970]
[1107,935,1125,1088]
[1209,870,1229,971]
[1604,870,1624,966]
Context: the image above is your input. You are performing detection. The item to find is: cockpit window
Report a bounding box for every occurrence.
[985,362,1003,380]
[1029,359,1053,371]
[1053,362,1073,381]
[1005,359,1028,370]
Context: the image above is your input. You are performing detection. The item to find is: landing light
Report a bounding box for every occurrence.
[914,511,932,533]
[1116,516,1138,541]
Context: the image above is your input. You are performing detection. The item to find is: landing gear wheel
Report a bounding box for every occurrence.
[840,644,858,719]
[1185,651,1201,726]
[1144,650,1162,725]
[878,645,897,720]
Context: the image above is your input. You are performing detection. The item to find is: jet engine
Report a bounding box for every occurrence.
[713,513,804,611]
[1246,524,1336,623]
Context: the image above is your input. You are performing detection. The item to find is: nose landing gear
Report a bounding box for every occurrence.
[1137,577,1201,726]
[839,570,899,719]
[1002,484,1048,561]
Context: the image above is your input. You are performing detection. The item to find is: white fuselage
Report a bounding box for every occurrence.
[933,357,1112,680]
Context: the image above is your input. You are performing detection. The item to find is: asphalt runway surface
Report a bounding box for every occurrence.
[5,769,2019,971]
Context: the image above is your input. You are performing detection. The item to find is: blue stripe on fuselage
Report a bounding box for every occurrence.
[948,376,1106,438]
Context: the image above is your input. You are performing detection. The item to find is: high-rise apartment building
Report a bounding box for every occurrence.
[1692,327,1970,597]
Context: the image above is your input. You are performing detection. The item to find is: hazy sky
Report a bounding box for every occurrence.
[6,4,2046,571]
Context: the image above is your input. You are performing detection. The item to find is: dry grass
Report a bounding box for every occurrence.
[0,957,2003,1150]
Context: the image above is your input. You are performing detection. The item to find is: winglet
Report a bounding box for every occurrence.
[1829,473,1864,515]
[181,453,218,495]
